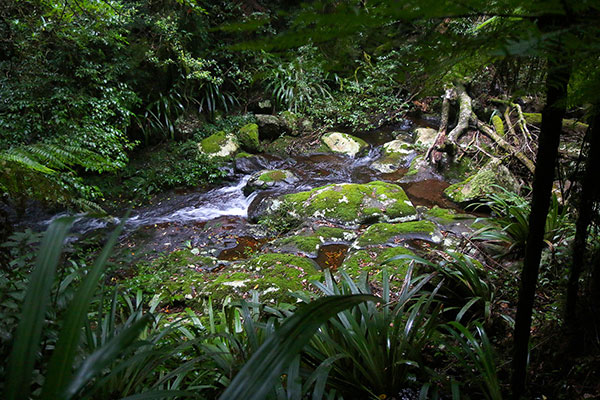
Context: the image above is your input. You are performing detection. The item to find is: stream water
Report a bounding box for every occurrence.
[31,121,460,262]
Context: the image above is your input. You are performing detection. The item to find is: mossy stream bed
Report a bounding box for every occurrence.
[34,120,486,306]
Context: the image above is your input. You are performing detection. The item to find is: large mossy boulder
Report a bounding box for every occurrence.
[443,158,519,204]
[259,181,418,227]
[245,169,299,194]
[198,131,239,158]
[371,140,416,173]
[255,114,289,141]
[237,123,261,152]
[200,253,320,302]
[355,221,438,247]
[321,132,369,157]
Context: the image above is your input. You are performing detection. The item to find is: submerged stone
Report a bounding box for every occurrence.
[259,181,418,227]
[321,132,369,157]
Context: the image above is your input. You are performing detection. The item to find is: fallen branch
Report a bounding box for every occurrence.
[471,116,536,174]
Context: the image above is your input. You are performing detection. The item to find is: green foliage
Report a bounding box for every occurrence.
[308,51,410,129]
[302,268,441,398]
[262,45,332,113]
[473,186,569,256]
[96,140,226,201]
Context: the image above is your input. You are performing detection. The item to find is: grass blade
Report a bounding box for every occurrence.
[62,315,152,398]
[5,217,75,400]
[42,215,129,399]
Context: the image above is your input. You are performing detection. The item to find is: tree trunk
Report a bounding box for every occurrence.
[426,88,453,163]
[511,42,572,399]
[566,107,600,321]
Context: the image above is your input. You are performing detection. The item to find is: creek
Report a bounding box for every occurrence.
[33,121,461,267]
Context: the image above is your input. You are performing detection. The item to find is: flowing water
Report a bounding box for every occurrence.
[31,121,460,259]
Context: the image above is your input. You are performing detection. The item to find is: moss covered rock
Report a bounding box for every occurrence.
[271,226,357,256]
[341,246,415,281]
[423,206,474,225]
[321,132,369,157]
[199,131,239,158]
[443,158,519,204]
[200,253,321,303]
[414,127,438,148]
[261,181,418,227]
[245,169,299,194]
[237,123,261,152]
[355,221,437,247]
[371,140,416,173]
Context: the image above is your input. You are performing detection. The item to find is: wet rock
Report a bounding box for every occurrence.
[370,140,416,173]
[234,154,271,174]
[198,131,239,158]
[257,181,418,227]
[237,123,261,152]
[255,114,289,141]
[245,169,299,194]
[399,155,442,183]
[443,158,520,205]
[321,132,369,157]
[414,127,438,148]
[354,221,439,247]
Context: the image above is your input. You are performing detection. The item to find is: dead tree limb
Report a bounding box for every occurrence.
[472,116,536,174]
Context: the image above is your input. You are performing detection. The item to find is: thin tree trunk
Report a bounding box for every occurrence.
[426,88,453,162]
[511,44,571,399]
[566,108,600,321]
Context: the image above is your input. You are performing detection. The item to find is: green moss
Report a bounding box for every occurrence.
[492,114,504,136]
[357,221,436,246]
[405,155,423,177]
[274,226,355,254]
[444,157,473,182]
[258,170,286,182]
[340,246,415,281]
[201,253,321,303]
[425,206,473,225]
[238,123,261,152]
[268,135,296,156]
[125,249,219,305]
[444,170,495,203]
[523,113,588,132]
[277,181,417,226]
[277,236,323,253]
[235,151,253,159]
[200,130,228,153]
